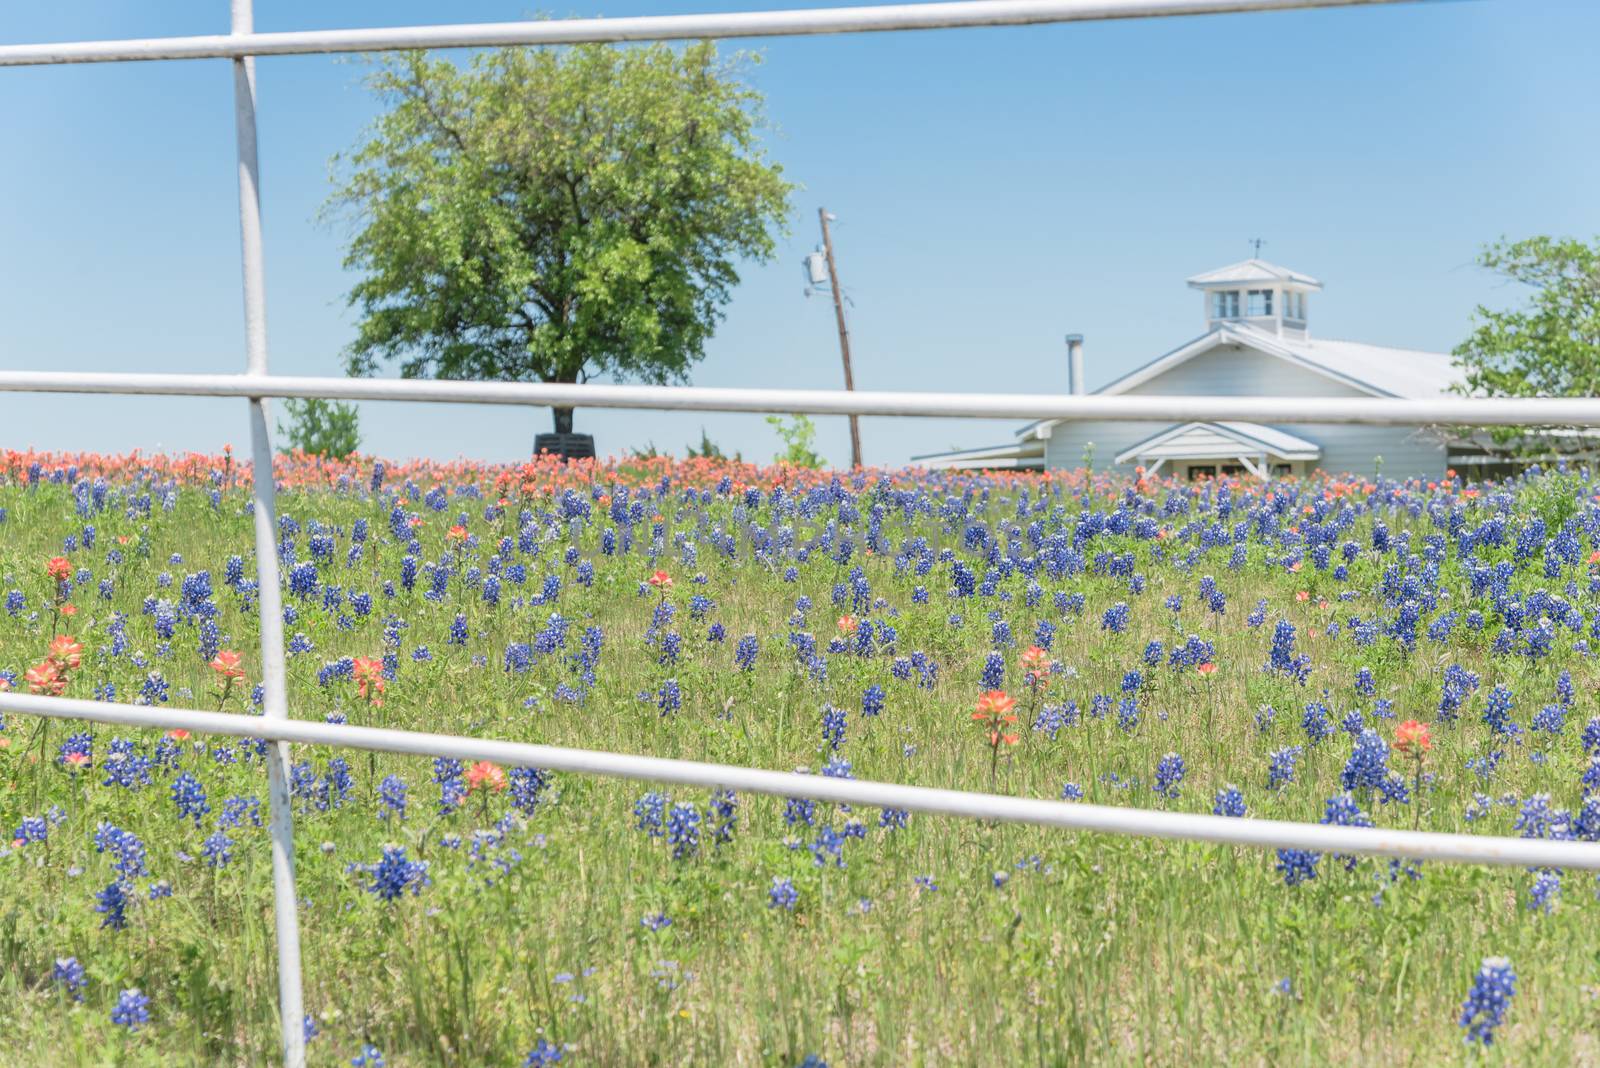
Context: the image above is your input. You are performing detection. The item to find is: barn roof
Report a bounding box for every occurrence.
[1185,258,1324,290]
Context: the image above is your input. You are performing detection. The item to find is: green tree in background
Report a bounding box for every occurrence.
[766,414,824,468]
[1451,236,1600,450]
[277,397,361,459]
[686,427,739,462]
[326,42,794,437]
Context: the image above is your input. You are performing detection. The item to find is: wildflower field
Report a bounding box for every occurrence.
[1,449,1597,1066]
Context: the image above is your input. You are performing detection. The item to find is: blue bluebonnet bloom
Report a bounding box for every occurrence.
[666,802,701,860]
[735,633,759,671]
[95,881,130,930]
[362,846,429,901]
[1100,602,1129,633]
[821,705,847,751]
[170,772,210,826]
[53,956,87,1000]
[635,792,668,837]
[1268,745,1303,791]
[1213,786,1246,817]
[1154,753,1185,799]
[376,775,408,820]
[111,988,150,1031]
[352,1044,386,1067]
[768,877,799,910]
[1459,957,1516,1046]
[524,1039,565,1066]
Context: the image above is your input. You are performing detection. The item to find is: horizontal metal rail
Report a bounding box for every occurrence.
[2,692,1594,872]
[0,370,1590,427]
[0,0,1417,67]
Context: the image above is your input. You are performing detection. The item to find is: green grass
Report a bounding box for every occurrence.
[0,471,1596,1066]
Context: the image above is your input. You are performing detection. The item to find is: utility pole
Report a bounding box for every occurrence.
[818,207,862,469]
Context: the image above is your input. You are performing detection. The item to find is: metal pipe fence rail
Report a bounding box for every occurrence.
[1,0,1556,1065]
[7,370,1600,427]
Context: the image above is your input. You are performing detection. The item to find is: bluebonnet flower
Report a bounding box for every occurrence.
[434,758,466,815]
[509,767,552,815]
[1275,849,1319,886]
[202,830,234,868]
[111,988,150,1031]
[735,633,759,671]
[170,772,210,826]
[635,792,668,837]
[1100,602,1129,633]
[1060,782,1084,801]
[53,956,87,1000]
[1268,745,1303,791]
[1154,753,1185,799]
[94,823,148,880]
[1459,957,1516,1046]
[768,877,799,910]
[1483,684,1519,738]
[784,797,817,828]
[821,705,847,751]
[352,1044,386,1067]
[362,846,429,901]
[861,684,885,717]
[1265,620,1311,682]
[1340,728,1391,793]
[708,789,738,846]
[95,881,130,930]
[1213,786,1246,817]
[656,679,681,716]
[641,912,673,932]
[524,1039,565,1066]
[666,802,701,860]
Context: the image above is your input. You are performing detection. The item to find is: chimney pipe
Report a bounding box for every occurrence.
[1065,334,1085,395]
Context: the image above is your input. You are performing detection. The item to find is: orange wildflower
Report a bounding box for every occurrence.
[59,603,77,617]
[1295,591,1310,602]
[1394,720,1432,756]
[466,760,507,793]
[45,556,72,582]
[166,729,191,741]
[352,657,386,706]
[1196,662,1217,676]
[47,635,83,671]
[837,614,859,635]
[446,524,469,542]
[24,660,63,696]
[973,690,1019,724]
[648,570,673,590]
[1019,645,1050,675]
[210,650,246,678]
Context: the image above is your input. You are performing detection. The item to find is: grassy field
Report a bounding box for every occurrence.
[0,452,1596,1065]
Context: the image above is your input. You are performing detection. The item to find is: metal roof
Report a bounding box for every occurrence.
[1185,258,1324,290]
[1115,421,1323,465]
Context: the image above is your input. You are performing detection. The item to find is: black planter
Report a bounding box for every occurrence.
[533,432,596,461]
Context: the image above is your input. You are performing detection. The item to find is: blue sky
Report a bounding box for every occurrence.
[2,0,1597,467]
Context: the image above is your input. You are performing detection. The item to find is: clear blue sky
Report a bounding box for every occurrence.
[2,0,1597,467]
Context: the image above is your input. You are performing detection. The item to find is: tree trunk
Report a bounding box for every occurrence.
[552,406,575,434]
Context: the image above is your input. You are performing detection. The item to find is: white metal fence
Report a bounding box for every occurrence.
[4,2,1592,1065]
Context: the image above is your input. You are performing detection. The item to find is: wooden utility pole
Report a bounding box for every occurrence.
[818,207,862,469]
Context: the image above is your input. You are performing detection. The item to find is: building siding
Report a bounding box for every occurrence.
[1041,343,1448,478]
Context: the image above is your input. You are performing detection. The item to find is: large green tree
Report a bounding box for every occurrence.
[327,43,793,435]
[1451,236,1600,450]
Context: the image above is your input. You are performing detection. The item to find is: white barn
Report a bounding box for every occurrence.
[918,259,1509,480]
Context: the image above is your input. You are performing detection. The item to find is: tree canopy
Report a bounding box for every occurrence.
[1450,236,1600,452]
[327,42,794,433]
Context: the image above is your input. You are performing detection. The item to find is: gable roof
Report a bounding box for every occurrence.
[1115,422,1322,465]
[1185,259,1323,290]
[1020,323,1460,440]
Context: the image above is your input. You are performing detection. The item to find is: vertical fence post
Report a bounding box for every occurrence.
[230,1,306,1064]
